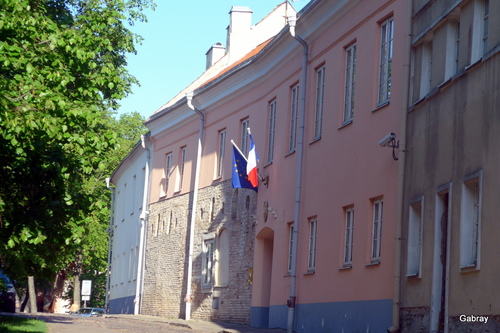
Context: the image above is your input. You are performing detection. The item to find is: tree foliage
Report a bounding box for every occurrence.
[0,0,154,283]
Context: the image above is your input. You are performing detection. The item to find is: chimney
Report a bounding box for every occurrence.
[226,6,253,63]
[205,42,226,69]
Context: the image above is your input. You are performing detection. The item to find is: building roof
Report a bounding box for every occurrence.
[146,2,294,122]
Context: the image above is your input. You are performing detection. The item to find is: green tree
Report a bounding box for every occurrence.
[69,111,146,310]
[0,0,154,310]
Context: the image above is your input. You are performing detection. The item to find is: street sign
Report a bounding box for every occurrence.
[82,295,90,301]
[82,280,92,296]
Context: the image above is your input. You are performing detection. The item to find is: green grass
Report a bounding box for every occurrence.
[0,316,47,333]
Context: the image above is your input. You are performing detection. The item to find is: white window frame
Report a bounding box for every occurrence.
[407,198,424,277]
[314,66,325,139]
[166,153,172,194]
[344,44,356,123]
[378,17,394,104]
[267,100,276,163]
[289,84,299,153]
[371,199,383,262]
[175,147,186,192]
[307,218,317,271]
[217,130,226,178]
[460,171,482,269]
[343,207,354,266]
[202,233,216,289]
[241,118,250,156]
[161,153,172,197]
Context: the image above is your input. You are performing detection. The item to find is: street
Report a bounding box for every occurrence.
[41,314,194,333]
[2,313,287,333]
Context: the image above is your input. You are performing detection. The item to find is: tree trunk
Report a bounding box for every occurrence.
[20,291,29,312]
[73,274,81,311]
[28,276,37,313]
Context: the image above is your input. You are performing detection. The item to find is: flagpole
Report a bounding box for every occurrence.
[231,140,248,162]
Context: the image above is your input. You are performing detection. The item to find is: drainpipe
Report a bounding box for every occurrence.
[135,134,151,315]
[388,1,412,332]
[185,91,204,321]
[286,14,308,333]
[105,177,115,313]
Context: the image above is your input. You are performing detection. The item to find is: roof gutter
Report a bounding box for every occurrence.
[135,133,151,315]
[388,0,412,332]
[286,13,308,333]
[105,177,114,313]
[184,92,204,321]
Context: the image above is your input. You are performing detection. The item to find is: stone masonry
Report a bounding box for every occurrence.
[141,179,257,324]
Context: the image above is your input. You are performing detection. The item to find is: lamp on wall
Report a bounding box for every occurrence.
[379,132,400,161]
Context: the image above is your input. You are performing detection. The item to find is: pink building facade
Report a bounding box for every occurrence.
[249,0,406,331]
[138,0,407,331]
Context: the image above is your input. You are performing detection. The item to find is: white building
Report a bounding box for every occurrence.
[107,134,151,314]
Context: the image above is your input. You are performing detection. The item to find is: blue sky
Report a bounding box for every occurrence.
[117,1,309,119]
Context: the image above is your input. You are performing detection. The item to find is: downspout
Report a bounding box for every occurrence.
[286,14,308,333]
[388,0,412,332]
[135,134,151,315]
[185,91,204,321]
[105,177,115,313]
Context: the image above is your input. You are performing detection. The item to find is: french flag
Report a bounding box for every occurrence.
[246,134,259,188]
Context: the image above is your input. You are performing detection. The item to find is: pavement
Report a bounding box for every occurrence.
[0,312,288,333]
[109,314,286,333]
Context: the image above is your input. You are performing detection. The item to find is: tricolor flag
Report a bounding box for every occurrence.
[232,143,257,192]
[246,134,259,188]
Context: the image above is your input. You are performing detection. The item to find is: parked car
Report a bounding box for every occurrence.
[70,307,106,317]
[0,271,16,313]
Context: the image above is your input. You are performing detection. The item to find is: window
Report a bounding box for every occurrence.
[407,198,423,277]
[344,44,356,123]
[288,224,294,272]
[217,130,226,178]
[482,0,489,55]
[202,234,215,289]
[128,248,134,281]
[267,100,277,163]
[471,0,489,63]
[241,118,250,156]
[371,200,383,262]
[307,218,317,271]
[175,147,186,192]
[378,17,393,104]
[289,84,300,152]
[130,175,137,215]
[454,20,460,75]
[444,20,460,79]
[314,66,325,139]
[460,172,482,269]
[161,153,172,197]
[343,207,354,266]
[419,42,432,99]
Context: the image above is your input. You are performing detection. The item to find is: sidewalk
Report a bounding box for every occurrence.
[110,314,287,333]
